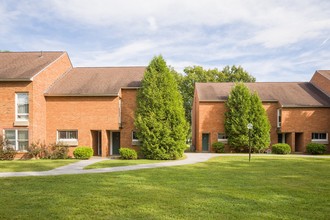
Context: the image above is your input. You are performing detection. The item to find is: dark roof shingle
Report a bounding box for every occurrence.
[0,51,66,80]
[45,67,146,96]
[196,82,330,107]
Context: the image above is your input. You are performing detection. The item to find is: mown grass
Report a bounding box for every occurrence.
[0,159,79,172]
[0,156,329,219]
[85,159,163,169]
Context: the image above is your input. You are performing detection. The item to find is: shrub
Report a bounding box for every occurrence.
[212,142,225,153]
[306,143,326,155]
[271,143,291,154]
[48,143,69,159]
[73,146,93,159]
[0,136,17,160]
[0,146,17,160]
[27,141,46,159]
[119,148,137,160]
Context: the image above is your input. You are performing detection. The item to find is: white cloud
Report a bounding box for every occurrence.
[1,0,330,82]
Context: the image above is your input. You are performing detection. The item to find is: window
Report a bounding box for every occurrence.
[58,130,78,140]
[16,93,29,121]
[4,129,29,151]
[57,130,78,146]
[218,133,228,143]
[277,109,281,128]
[132,131,141,145]
[312,133,328,141]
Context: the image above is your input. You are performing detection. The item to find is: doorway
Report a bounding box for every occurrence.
[91,130,102,156]
[112,132,120,155]
[202,133,209,152]
[295,133,303,152]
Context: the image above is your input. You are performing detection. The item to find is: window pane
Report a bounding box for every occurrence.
[18,141,28,151]
[59,131,67,139]
[5,130,15,140]
[18,130,28,140]
[17,93,29,113]
[68,131,77,139]
[320,133,326,139]
[132,132,138,140]
[218,133,227,139]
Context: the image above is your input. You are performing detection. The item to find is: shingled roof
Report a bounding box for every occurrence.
[45,67,146,96]
[195,82,330,107]
[0,51,66,81]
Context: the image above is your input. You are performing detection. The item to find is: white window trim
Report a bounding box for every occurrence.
[311,133,328,142]
[3,129,29,152]
[56,130,78,146]
[15,93,29,122]
[277,109,282,128]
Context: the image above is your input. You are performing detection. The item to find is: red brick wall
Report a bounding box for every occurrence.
[32,53,72,143]
[281,107,330,151]
[120,89,140,152]
[46,96,120,157]
[0,81,33,159]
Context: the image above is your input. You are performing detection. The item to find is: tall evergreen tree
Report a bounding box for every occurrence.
[249,92,271,153]
[225,83,251,151]
[135,55,188,160]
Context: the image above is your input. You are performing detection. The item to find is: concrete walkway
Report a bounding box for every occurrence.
[0,153,219,178]
[1,153,329,178]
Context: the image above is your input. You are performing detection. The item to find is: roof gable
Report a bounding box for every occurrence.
[0,51,66,81]
[45,67,146,96]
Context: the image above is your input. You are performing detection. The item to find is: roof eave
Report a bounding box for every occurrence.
[0,78,32,82]
[281,105,330,108]
[44,93,119,97]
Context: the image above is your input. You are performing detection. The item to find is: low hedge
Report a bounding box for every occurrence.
[306,143,326,155]
[271,143,291,154]
[212,142,225,153]
[119,148,137,160]
[0,146,17,160]
[73,146,93,159]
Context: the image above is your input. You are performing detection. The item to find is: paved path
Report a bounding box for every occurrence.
[1,153,329,178]
[0,153,219,178]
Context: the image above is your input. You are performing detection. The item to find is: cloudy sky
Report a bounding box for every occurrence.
[1,0,330,81]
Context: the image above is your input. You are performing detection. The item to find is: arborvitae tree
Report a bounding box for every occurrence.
[225,83,251,151]
[135,55,188,160]
[249,92,271,153]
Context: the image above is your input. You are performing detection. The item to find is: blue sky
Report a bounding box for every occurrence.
[1,0,330,82]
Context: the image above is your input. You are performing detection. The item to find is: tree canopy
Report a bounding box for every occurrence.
[135,55,188,160]
[177,65,256,127]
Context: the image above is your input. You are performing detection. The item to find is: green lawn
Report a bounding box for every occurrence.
[0,159,79,172]
[85,159,163,169]
[1,156,329,219]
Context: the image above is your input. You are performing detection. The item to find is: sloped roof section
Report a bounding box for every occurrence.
[196,82,330,107]
[45,67,146,96]
[0,51,66,81]
[316,70,330,80]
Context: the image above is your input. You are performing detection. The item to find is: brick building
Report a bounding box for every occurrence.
[0,51,145,158]
[192,71,330,153]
